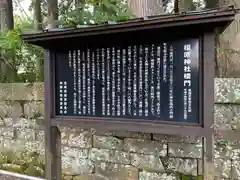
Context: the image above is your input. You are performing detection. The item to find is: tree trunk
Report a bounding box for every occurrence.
[6,0,13,30]
[179,0,195,12]
[33,0,44,81]
[0,0,14,31]
[205,0,218,8]
[47,0,58,28]
[128,0,163,17]
[75,0,85,25]
[33,0,42,30]
[0,0,15,83]
[174,0,179,13]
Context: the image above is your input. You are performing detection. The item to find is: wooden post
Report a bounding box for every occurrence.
[44,50,62,180]
[202,32,215,180]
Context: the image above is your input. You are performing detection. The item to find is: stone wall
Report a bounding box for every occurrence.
[0,79,239,179]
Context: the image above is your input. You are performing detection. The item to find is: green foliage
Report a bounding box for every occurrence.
[0,24,43,83]
[216,139,229,149]
[0,0,133,83]
[0,150,44,177]
[177,174,203,180]
[58,0,133,27]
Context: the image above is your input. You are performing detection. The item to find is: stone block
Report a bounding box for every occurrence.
[25,141,44,154]
[93,135,123,150]
[231,146,240,160]
[165,158,198,176]
[61,129,69,145]
[4,118,13,126]
[130,153,165,172]
[231,105,240,130]
[0,118,5,126]
[24,101,44,118]
[214,105,233,130]
[214,105,240,130]
[124,138,167,156]
[215,78,240,103]
[168,143,202,158]
[214,158,231,178]
[0,101,11,118]
[90,148,110,162]
[92,130,116,136]
[63,175,73,180]
[16,128,36,140]
[2,101,23,118]
[62,156,93,175]
[232,160,240,179]
[72,175,89,180]
[13,118,38,129]
[90,148,130,164]
[214,178,228,180]
[214,143,232,160]
[115,131,151,140]
[68,129,92,148]
[153,134,201,144]
[95,162,138,180]
[62,146,89,159]
[88,174,113,180]
[35,130,44,141]
[73,175,118,180]
[0,127,14,138]
[139,171,177,180]
[0,83,44,101]
[0,138,25,151]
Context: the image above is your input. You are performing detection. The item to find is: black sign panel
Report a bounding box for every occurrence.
[55,38,199,123]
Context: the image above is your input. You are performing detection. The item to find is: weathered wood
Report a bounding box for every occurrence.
[44,50,61,180]
[202,32,215,180]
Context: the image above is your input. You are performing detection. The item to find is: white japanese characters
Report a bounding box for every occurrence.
[169,45,174,119]
[112,47,116,116]
[59,81,67,115]
[150,44,155,116]
[60,40,197,122]
[144,46,149,116]
[101,48,106,115]
[116,48,121,116]
[77,50,82,115]
[92,50,96,115]
[156,45,161,116]
[122,48,126,116]
[133,45,137,116]
[163,43,167,82]
[183,43,192,120]
[139,45,143,116]
[73,50,77,115]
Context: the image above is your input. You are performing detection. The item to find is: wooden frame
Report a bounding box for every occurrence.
[48,34,204,135]
[44,32,214,180]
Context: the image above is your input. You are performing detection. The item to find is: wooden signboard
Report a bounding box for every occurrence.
[21,7,236,180]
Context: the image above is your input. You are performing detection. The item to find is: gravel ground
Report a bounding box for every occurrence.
[0,174,28,180]
[0,171,44,180]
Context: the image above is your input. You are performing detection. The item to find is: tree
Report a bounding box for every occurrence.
[33,0,44,81]
[205,0,218,8]
[33,0,43,30]
[0,0,14,31]
[179,0,195,12]
[47,0,58,28]
[6,0,14,29]
[128,0,163,17]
